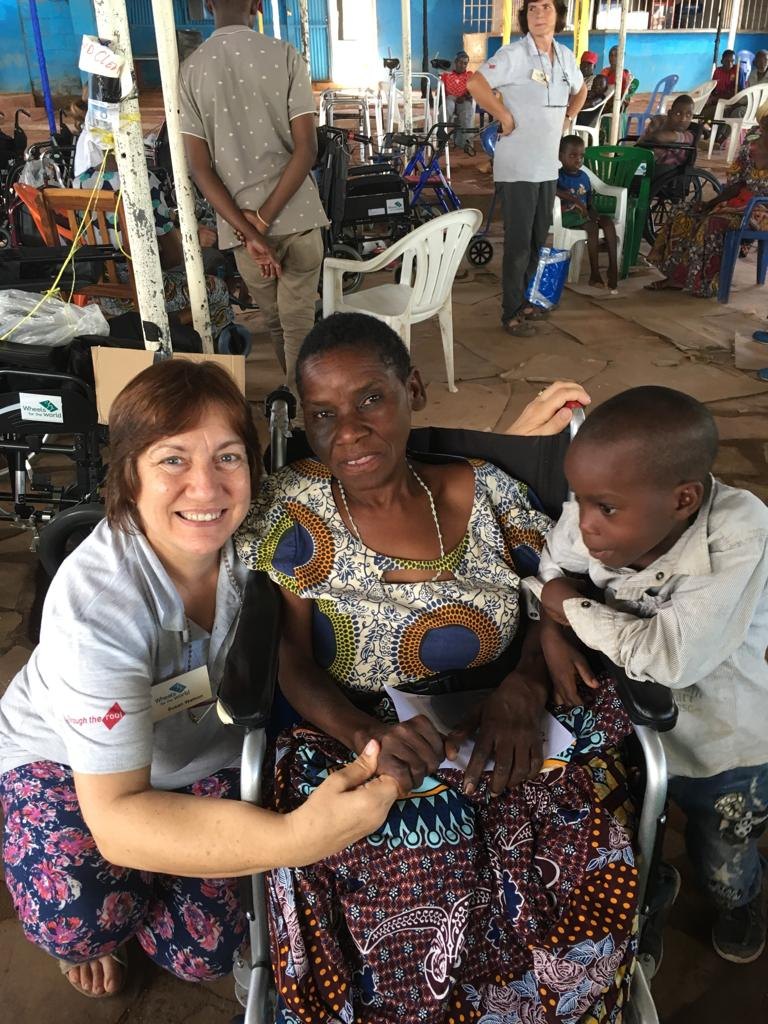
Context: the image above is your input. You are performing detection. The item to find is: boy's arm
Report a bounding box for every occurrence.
[257,113,318,228]
[562,531,768,688]
[524,502,591,607]
[183,135,280,274]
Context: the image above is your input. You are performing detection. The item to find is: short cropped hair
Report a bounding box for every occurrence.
[295,313,412,392]
[559,133,584,154]
[518,0,568,36]
[571,386,719,485]
[105,359,260,533]
[670,94,694,110]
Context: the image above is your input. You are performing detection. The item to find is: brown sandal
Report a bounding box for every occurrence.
[59,946,128,998]
[502,317,537,337]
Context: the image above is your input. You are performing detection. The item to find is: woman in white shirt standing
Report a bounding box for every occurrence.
[468,0,586,336]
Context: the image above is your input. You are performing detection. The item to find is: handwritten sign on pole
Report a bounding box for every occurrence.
[79,35,124,78]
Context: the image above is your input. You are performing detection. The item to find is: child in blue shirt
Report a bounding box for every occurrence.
[557,134,619,292]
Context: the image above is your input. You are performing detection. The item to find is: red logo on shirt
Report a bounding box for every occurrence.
[102,702,126,730]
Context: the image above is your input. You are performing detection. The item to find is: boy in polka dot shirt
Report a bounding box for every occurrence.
[181,0,328,389]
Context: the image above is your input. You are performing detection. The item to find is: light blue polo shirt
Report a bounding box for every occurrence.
[479,34,583,183]
[0,520,247,789]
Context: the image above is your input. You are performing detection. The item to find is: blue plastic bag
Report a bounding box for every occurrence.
[525,246,570,310]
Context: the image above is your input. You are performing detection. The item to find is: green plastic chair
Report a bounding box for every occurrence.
[584,143,655,277]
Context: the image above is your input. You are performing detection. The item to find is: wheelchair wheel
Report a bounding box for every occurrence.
[37,502,105,578]
[467,235,493,266]
[644,167,722,245]
[332,242,364,295]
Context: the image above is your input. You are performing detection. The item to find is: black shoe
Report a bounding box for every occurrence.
[712,894,766,964]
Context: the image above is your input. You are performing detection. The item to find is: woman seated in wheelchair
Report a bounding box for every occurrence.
[0,359,399,998]
[236,312,639,1024]
[648,102,768,295]
[558,135,619,292]
[638,94,695,173]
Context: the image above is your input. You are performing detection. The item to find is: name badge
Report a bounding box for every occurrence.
[152,665,213,722]
[531,68,549,85]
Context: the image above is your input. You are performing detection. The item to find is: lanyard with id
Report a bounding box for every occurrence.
[151,664,214,723]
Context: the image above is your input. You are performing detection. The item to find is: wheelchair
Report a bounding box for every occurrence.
[216,389,678,1024]
[637,120,722,245]
[0,356,105,540]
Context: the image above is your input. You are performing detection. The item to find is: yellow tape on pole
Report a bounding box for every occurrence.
[502,0,513,45]
[573,0,590,62]
[257,11,264,33]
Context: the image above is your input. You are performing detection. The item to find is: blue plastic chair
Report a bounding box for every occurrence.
[624,74,680,136]
[717,196,768,303]
[738,50,755,91]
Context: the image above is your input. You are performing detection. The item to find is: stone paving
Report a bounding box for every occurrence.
[1,92,768,1023]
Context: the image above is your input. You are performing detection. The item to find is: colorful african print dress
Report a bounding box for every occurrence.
[237,459,639,1024]
[648,140,768,297]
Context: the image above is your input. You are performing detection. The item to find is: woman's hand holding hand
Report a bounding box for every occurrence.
[286,739,399,864]
[367,716,447,797]
[541,618,599,707]
[447,674,547,797]
[506,381,591,437]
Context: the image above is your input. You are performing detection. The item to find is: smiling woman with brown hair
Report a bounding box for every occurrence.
[0,359,398,1001]
[237,312,640,1024]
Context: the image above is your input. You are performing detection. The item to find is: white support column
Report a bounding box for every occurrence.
[298,0,312,73]
[727,0,743,51]
[151,0,214,352]
[401,0,413,133]
[270,0,281,38]
[92,0,171,352]
[608,0,629,146]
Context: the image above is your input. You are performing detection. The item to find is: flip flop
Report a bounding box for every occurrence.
[59,946,128,998]
[752,331,768,344]
[502,317,536,337]
[518,305,549,320]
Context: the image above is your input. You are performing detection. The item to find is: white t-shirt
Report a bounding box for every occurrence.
[0,520,247,790]
[479,34,583,183]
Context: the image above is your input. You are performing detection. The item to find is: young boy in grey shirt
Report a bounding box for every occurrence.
[529,386,768,965]
[180,0,328,388]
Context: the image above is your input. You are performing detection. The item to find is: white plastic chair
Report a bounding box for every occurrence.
[569,88,614,147]
[322,208,483,392]
[707,82,768,162]
[665,79,716,116]
[551,169,628,283]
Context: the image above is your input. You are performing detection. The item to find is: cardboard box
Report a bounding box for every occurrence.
[91,348,246,425]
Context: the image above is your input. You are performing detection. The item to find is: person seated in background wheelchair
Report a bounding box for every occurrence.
[647,103,768,296]
[638,94,695,173]
[534,386,768,965]
[0,359,399,999]
[236,312,640,1024]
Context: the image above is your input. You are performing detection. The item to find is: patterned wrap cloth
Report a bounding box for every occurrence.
[649,140,768,297]
[236,459,640,1024]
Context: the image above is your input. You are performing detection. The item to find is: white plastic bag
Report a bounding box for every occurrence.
[0,290,110,347]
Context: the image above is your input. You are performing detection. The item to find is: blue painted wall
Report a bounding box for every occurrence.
[0,0,83,97]
[488,30,768,92]
[377,0,464,71]
[0,0,31,93]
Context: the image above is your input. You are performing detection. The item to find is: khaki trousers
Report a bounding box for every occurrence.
[233,228,323,388]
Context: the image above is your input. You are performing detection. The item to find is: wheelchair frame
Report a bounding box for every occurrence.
[218,391,677,1024]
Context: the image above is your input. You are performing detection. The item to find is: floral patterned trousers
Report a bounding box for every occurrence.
[0,761,246,980]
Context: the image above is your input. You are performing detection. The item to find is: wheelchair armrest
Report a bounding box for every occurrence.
[598,653,678,733]
[217,571,281,730]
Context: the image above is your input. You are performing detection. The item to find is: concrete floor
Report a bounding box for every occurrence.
[1,94,768,1023]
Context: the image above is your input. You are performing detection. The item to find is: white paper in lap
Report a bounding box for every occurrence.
[383,685,575,771]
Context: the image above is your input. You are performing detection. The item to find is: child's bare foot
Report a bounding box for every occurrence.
[589,274,606,288]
